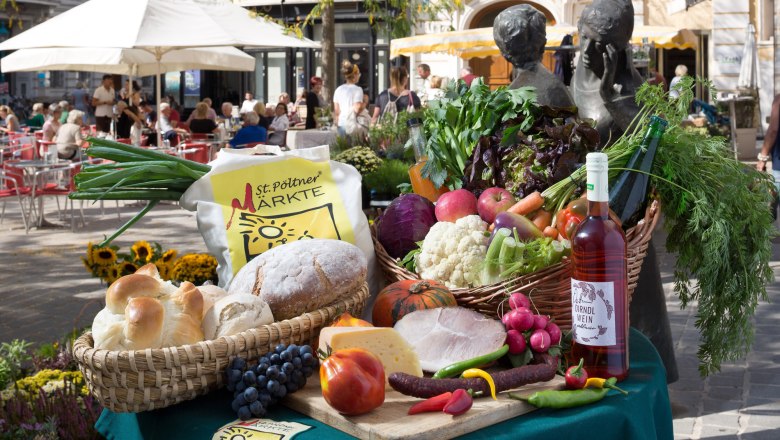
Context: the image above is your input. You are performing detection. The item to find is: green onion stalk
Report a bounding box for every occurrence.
[69,138,211,247]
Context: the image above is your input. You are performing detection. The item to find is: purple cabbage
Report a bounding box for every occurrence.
[377,194,437,259]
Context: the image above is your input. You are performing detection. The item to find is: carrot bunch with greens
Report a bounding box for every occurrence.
[69,138,211,246]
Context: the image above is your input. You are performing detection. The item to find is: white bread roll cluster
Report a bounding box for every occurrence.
[91,264,205,350]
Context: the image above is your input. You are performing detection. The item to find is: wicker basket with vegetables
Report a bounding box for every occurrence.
[372,77,776,376]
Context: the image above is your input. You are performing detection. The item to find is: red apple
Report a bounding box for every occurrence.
[477,187,515,223]
[434,189,478,222]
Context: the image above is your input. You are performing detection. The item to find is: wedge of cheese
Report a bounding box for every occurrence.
[318,326,423,386]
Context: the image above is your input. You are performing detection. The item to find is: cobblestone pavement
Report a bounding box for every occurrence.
[1,198,779,438]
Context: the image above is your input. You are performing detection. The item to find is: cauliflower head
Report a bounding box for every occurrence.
[416,215,489,288]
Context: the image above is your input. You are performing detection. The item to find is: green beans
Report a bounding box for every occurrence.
[432,345,509,379]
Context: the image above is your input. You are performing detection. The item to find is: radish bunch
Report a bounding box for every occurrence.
[501,292,561,358]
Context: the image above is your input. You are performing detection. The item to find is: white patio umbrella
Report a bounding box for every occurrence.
[737,24,758,90]
[0,0,320,143]
[0,46,255,76]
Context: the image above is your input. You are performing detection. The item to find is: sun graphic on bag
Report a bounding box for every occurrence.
[237,204,339,260]
[214,425,282,440]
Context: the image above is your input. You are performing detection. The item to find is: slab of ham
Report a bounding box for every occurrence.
[393,307,507,372]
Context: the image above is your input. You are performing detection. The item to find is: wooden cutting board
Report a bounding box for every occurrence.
[283,375,565,440]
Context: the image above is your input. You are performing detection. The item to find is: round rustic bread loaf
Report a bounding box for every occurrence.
[227,239,367,320]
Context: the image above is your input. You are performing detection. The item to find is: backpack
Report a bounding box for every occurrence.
[380,90,413,124]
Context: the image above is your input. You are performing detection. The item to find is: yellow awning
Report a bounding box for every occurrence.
[631,26,698,50]
[390,26,577,59]
[390,26,697,59]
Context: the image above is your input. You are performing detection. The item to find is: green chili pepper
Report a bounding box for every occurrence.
[509,377,624,409]
[433,345,509,379]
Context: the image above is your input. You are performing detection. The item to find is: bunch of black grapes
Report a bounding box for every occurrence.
[225,343,319,420]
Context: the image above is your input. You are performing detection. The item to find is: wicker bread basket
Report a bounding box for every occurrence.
[372,200,660,329]
[73,283,369,413]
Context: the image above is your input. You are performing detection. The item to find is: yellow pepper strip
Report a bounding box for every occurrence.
[585,378,606,389]
[461,368,497,400]
[585,377,628,395]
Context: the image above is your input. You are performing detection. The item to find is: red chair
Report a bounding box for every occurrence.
[33,130,44,141]
[178,142,209,164]
[116,138,132,145]
[31,162,85,230]
[37,140,56,158]
[190,133,209,140]
[1,160,32,232]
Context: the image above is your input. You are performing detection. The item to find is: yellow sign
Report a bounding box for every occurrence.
[210,158,355,275]
[213,419,312,440]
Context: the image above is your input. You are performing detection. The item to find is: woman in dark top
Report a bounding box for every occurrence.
[189,102,219,134]
[304,76,324,129]
[371,67,421,125]
[115,101,143,139]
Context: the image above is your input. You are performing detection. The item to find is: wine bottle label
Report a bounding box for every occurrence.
[571,279,617,346]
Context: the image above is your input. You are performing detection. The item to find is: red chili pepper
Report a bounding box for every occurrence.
[408,391,453,415]
[565,358,588,390]
[443,389,473,416]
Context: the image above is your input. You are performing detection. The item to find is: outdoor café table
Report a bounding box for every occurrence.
[95,328,673,439]
[14,159,71,227]
[287,127,338,150]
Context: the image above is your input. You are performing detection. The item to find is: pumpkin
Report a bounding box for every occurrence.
[332,312,373,328]
[372,280,456,327]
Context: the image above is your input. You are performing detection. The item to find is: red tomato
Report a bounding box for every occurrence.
[320,348,385,415]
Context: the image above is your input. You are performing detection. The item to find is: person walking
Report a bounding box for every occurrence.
[371,66,421,125]
[757,94,780,219]
[669,64,689,99]
[332,60,366,137]
[304,76,324,129]
[416,63,432,105]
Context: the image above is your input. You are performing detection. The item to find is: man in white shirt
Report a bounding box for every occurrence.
[267,103,289,146]
[92,74,115,135]
[240,92,258,115]
[416,63,432,105]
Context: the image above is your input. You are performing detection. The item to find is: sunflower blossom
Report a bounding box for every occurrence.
[131,241,154,263]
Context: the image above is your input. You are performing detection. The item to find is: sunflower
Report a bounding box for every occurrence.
[131,241,154,263]
[93,247,117,266]
[154,261,172,280]
[161,249,178,264]
[85,242,95,266]
[105,265,121,285]
[118,261,138,277]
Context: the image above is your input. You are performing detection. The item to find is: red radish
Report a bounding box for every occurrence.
[508,293,531,310]
[501,312,511,327]
[565,358,588,389]
[532,315,549,331]
[506,330,527,355]
[514,307,532,315]
[506,309,534,332]
[545,322,562,345]
[529,329,551,353]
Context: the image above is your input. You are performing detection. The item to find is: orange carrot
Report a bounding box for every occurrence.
[488,223,495,233]
[507,191,544,216]
[532,210,552,230]
[543,226,559,238]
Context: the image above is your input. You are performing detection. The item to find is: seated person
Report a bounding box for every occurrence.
[42,104,62,142]
[156,102,188,145]
[267,103,289,146]
[0,106,22,134]
[229,111,267,148]
[27,102,46,129]
[253,102,272,129]
[55,110,85,160]
[189,102,219,135]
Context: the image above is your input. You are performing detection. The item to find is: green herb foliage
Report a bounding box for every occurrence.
[544,77,776,375]
[363,159,411,200]
[421,78,538,189]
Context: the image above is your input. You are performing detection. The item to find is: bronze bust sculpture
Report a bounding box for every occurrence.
[572,0,644,144]
[494,4,575,108]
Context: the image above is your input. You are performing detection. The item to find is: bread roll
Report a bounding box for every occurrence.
[92,271,205,350]
[198,284,229,319]
[228,239,367,320]
[202,294,274,340]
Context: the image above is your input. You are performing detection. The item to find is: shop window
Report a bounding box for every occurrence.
[50,71,64,88]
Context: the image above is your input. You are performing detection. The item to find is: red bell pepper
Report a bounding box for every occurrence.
[555,198,587,240]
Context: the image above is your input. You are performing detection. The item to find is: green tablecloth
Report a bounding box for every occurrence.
[96,328,673,440]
